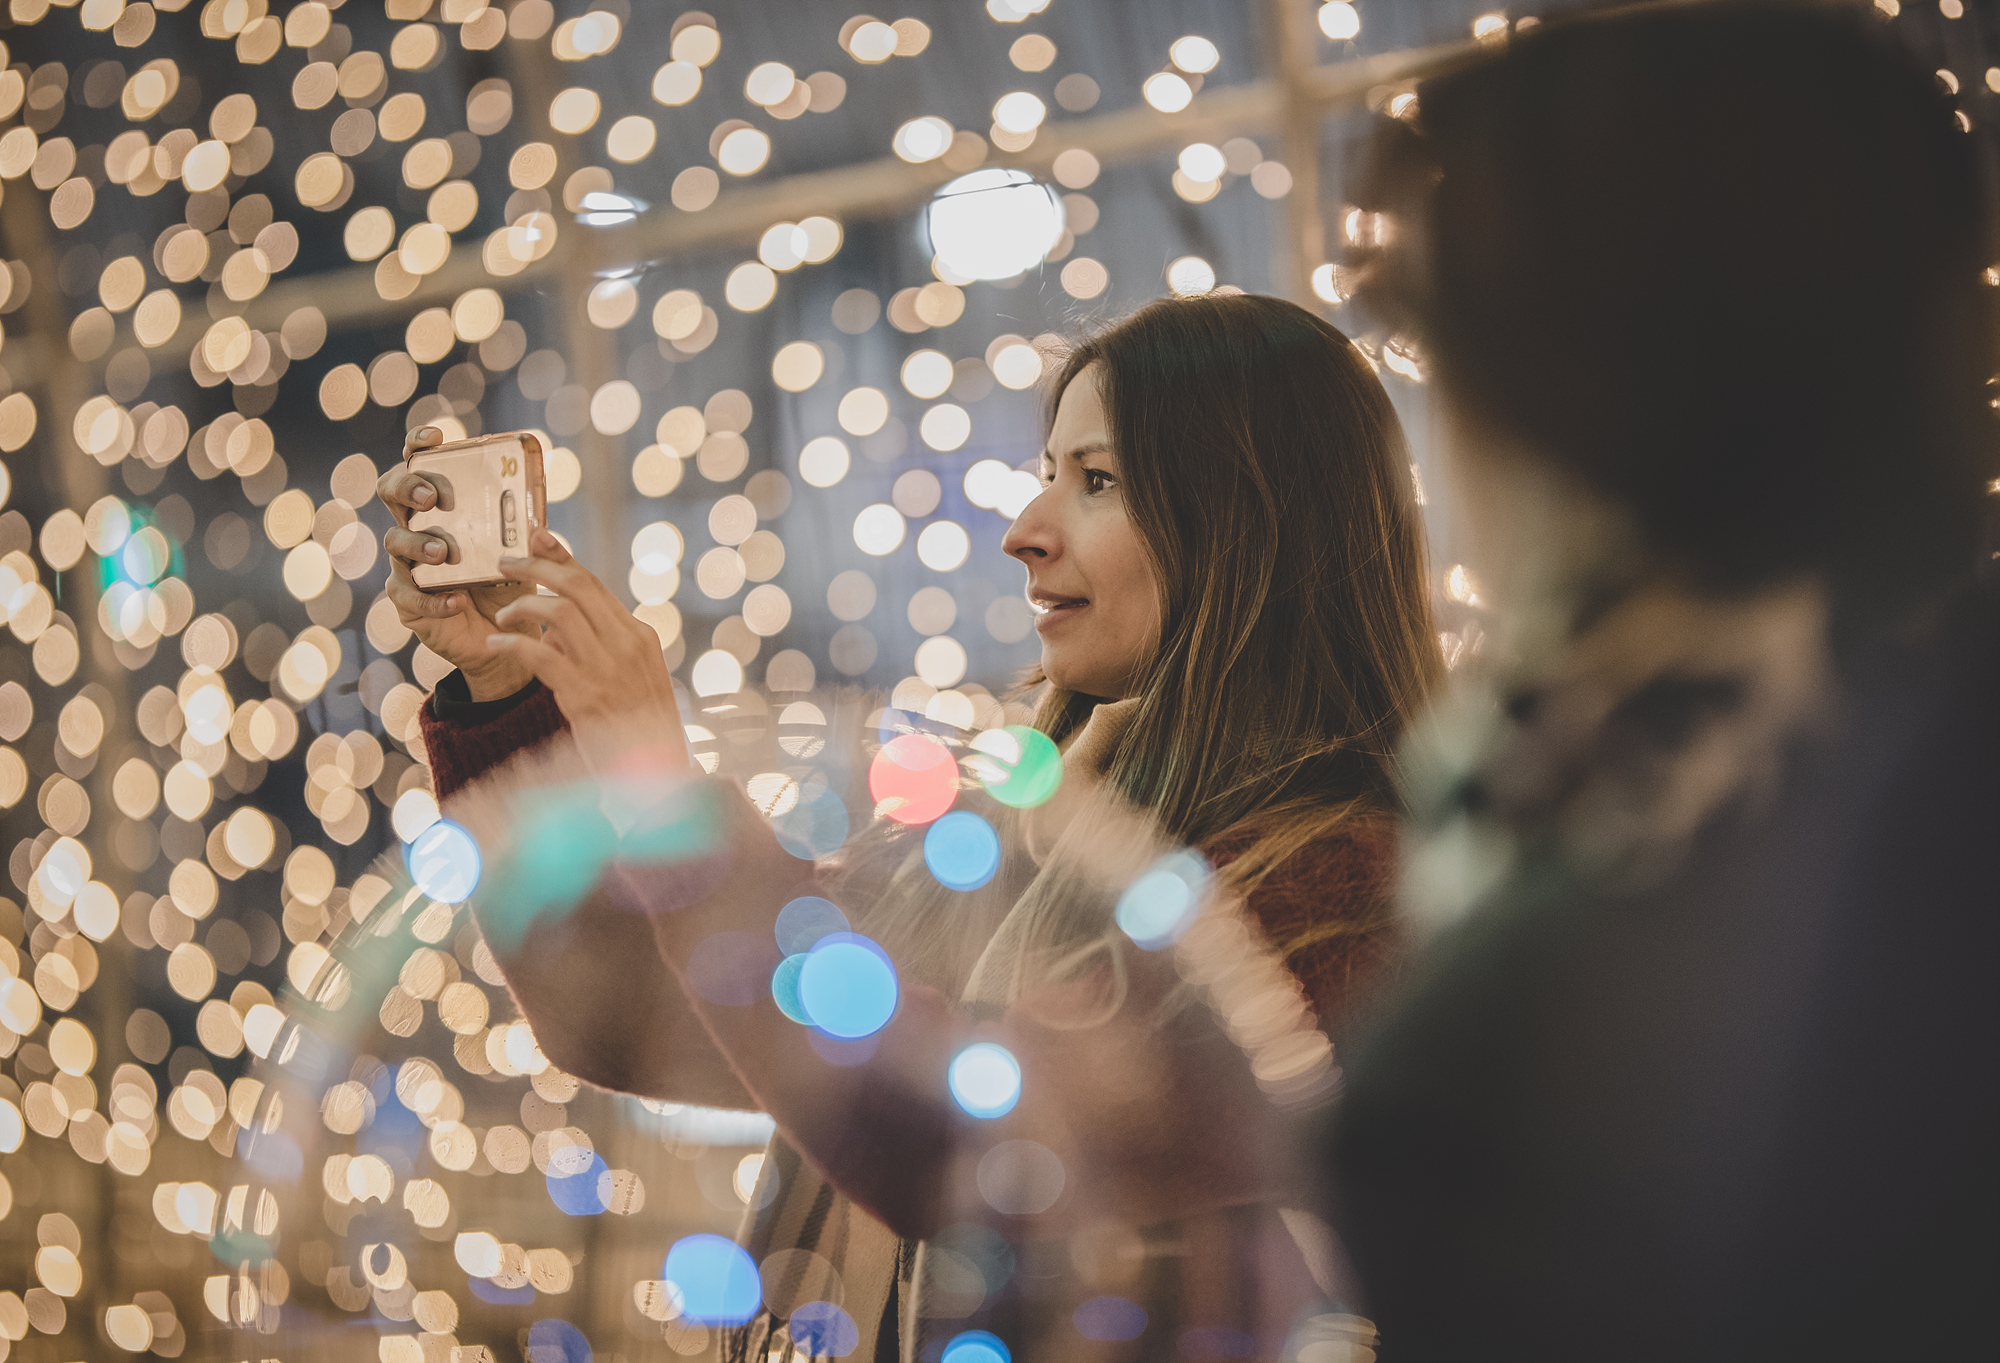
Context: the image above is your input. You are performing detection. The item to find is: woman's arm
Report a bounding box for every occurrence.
[473,881,754,1110]
[380,446,746,1108]
[618,779,1294,1242]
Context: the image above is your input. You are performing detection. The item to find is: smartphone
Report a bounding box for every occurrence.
[405,431,547,591]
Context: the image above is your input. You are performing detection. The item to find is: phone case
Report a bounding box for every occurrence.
[405,431,547,591]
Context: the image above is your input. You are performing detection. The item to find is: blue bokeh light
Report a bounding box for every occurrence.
[1113,850,1210,949]
[772,782,850,859]
[923,810,1002,892]
[1074,1295,1148,1342]
[948,1042,1022,1119]
[774,895,850,955]
[942,1330,1012,1363]
[404,817,482,904]
[526,1319,593,1363]
[546,1150,610,1215]
[797,933,899,1039]
[790,1301,860,1357]
[770,953,812,1024]
[661,1234,762,1326]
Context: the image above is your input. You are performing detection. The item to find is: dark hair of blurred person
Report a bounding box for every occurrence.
[1323,1,1997,1358]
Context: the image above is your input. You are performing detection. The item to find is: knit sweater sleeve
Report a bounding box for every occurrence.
[417,672,571,803]
[1224,819,1403,1041]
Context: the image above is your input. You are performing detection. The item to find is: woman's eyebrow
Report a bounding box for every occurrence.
[1037,441,1113,467]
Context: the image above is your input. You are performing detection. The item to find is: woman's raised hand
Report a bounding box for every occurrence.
[488,530,693,774]
[376,426,537,702]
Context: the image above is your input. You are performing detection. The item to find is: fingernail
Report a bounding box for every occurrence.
[426,539,445,560]
[413,487,435,506]
[485,634,511,648]
[419,426,439,439]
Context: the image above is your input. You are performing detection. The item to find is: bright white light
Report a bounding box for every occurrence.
[963,459,1013,510]
[1169,35,1219,73]
[744,61,795,107]
[837,387,890,437]
[631,521,685,575]
[915,636,968,689]
[799,216,843,262]
[671,23,720,67]
[652,61,701,106]
[1177,142,1226,183]
[991,91,1046,134]
[391,788,441,842]
[456,1232,502,1279]
[1473,12,1509,39]
[853,504,907,556]
[576,190,645,226]
[849,20,898,62]
[1167,256,1217,296]
[893,116,954,163]
[1319,2,1361,41]
[949,1042,1023,1118]
[990,343,1043,390]
[758,222,810,271]
[572,11,621,54]
[724,262,778,311]
[691,649,744,697]
[925,169,1065,282]
[1142,71,1194,113]
[916,520,971,572]
[920,404,971,452]
[798,436,851,488]
[732,1153,765,1202]
[1311,264,1350,304]
[1115,850,1211,949]
[716,127,771,175]
[994,469,1041,519]
[901,350,954,399]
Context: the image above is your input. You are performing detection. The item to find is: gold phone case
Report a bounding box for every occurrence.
[405,431,547,591]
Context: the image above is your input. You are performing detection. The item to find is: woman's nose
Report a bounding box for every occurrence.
[1002,487,1057,562]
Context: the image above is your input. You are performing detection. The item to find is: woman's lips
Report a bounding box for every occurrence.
[1033,598,1087,630]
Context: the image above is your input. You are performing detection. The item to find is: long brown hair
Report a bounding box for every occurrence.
[830,294,1440,997]
[1036,293,1442,889]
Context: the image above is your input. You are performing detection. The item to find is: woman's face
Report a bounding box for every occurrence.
[1003,365,1164,700]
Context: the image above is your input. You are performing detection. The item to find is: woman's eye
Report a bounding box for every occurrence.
[1082,468,1113,493]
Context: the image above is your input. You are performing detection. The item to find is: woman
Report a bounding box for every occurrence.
[380,293,1441,1359]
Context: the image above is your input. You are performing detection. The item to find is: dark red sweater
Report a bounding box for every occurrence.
[419,679,1400,1037]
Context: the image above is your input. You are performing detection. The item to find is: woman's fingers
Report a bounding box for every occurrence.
[383,525,451,566]
[375,467,440,528]
[377,428,446,528]
[484,630,587,696]
[490,591,594,653]
[403,425,443,456]
[497,532,635,641]
[385,567,466,620]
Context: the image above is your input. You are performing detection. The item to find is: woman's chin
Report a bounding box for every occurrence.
[1041,656,1127,701]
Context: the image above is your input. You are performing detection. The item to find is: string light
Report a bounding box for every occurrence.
[9,3,1950,1358]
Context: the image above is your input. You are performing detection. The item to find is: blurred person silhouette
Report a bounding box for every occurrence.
[1324,1,1998,1358]
[376,294,1442,1360]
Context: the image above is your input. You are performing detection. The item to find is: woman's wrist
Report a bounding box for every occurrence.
[461,658,535,702]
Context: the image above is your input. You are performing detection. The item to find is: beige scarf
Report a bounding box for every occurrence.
[729,700,1146,1363]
